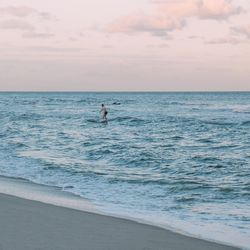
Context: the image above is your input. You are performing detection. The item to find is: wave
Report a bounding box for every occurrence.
[10,113,43,121]
[176,196,196,202]
[9,141,30,149]
[196,138,215,143]
[241,121,250,126]
[211,144,238,149]
[234,110,250,114]
[191,156,220,162]
[86,116,146,124]
[207,164,225,169]
[170,135,184,140]
[201,120,236,126]
[231,105,250,114]
[166,101,209,106]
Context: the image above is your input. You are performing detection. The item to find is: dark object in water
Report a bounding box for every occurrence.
[113,102,121,105]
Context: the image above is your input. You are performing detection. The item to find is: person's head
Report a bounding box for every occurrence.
[101,104,104,107]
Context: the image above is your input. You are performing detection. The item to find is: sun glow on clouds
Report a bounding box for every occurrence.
[109,0,242,37]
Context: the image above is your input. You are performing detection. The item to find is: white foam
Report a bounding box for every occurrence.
[96,204,250,250]
[0,175,97,213]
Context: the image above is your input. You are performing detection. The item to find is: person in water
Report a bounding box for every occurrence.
[100,104,108,121]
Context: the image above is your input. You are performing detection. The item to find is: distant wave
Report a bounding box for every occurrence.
[241,120,250,126]
[231,105,250,114]
[201,120,236,126]
[86,116,146,124]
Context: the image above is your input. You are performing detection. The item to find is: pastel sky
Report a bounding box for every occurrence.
[0,0,249,91]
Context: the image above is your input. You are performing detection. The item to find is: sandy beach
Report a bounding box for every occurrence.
[0,193,240,250]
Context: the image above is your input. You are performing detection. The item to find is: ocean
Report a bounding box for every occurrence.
[0,92,249,248]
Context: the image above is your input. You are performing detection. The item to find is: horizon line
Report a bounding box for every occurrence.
[0,90,250,93]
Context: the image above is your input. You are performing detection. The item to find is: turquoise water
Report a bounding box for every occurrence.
[0,92,249,248]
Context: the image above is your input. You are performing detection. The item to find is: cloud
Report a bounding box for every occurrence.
[0,6,35,17]
[0,6,56,39]
[102,45,114,49]
[231,25,250,39]
[188,35,202,39]
[0,19,34,31]
[159,0,242,20]
[0,6,54,20]
[206,35,240,45]
[147,43,169,48]
[197,0,242,19]
[22,31,54,39]
[0,19,54,39]
[28,46,87,53]
[108,10,185,37]
[108,0,242,37]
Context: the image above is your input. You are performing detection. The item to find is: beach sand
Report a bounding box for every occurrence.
[0,193,240,250]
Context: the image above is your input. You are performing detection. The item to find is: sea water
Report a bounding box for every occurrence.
[0,92,249,248]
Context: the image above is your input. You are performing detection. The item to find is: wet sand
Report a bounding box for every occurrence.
[0,193,240,250]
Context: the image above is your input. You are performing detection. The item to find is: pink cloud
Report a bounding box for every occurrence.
[0,6,54,20]
[195,0,242,19]
[109,0,242,37]
[0,19,35,30]
[155,0,241,19]
[157,0,198,18]
[22,31,54,39]
[0,6,35,17]
[0,19,54,40]
[109,10,185,37]
[206,35,240,45]
[232,25,250,38]
[0,6,56,39]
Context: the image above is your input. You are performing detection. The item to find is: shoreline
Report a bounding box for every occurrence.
[0,175,243,250]
[0,175,98,213]
[0,192,241,250]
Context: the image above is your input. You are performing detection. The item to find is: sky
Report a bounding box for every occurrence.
[0,0,249,91]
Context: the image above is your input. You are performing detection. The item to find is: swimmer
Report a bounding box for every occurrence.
[100,104,108,122]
